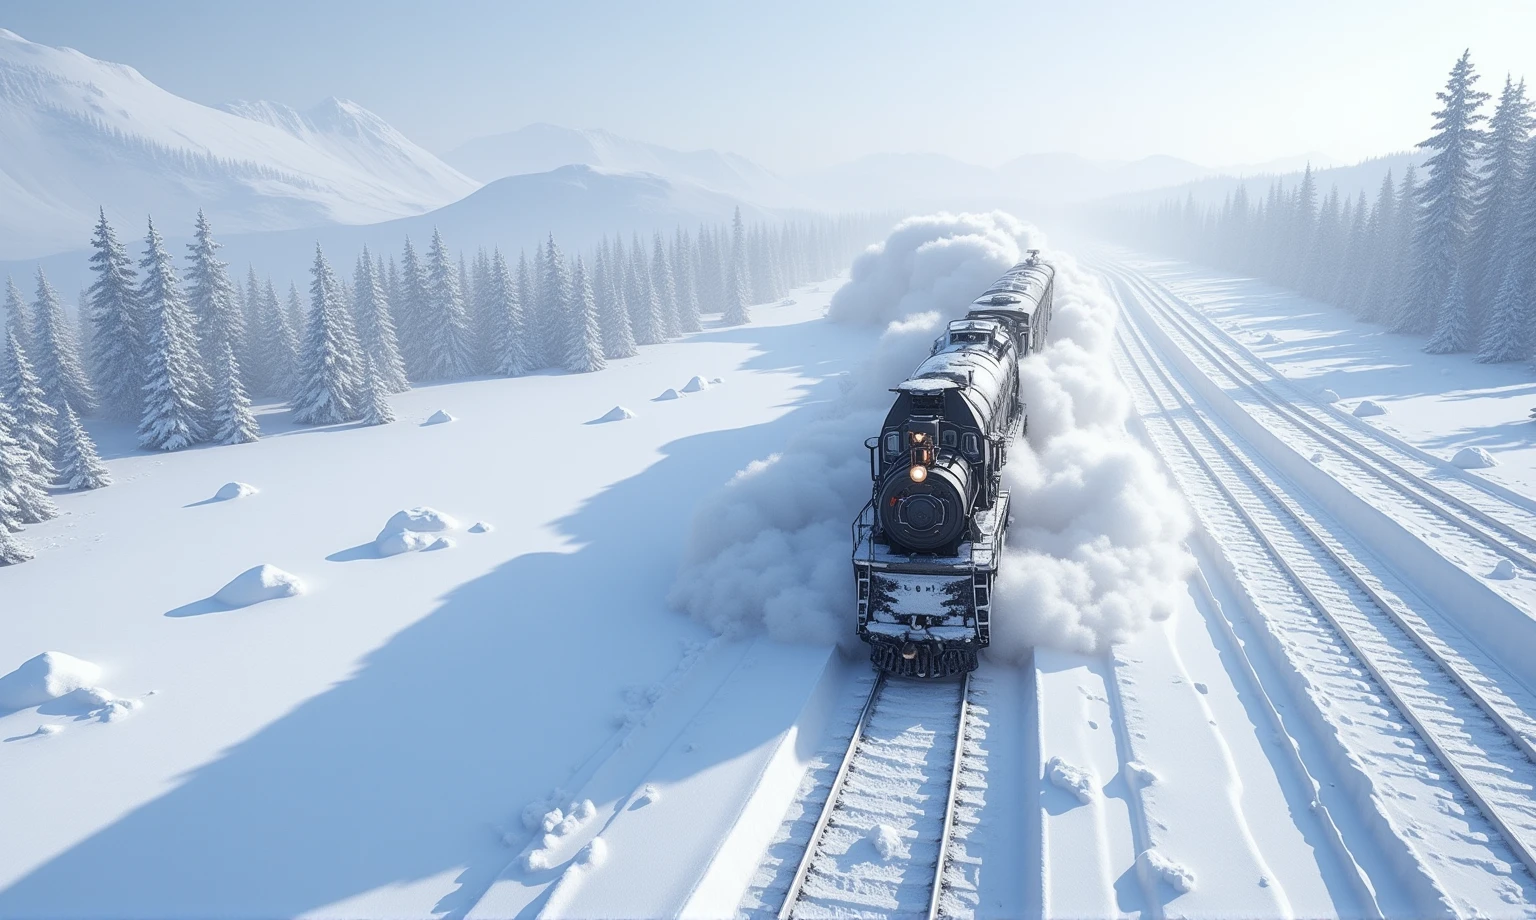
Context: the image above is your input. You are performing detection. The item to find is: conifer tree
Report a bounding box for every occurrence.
[627,234,662,344]
[210,342,260,445]
[396,237,430,378]
[55,403,111,490]
[1358,172,1399,322]
[489,249,533,377]
[0,525,28,565]
[723,207,752,325]
[421,229,474,380]
[359,354,395,426]
[652,232,680,338]
[595,246,637,359]
[86,211,144,422]
[30,270,95,415]
[1426,265,1474,353]
[3,277,33,370]
[1485,139,1536,362]
[0,391,56,525]
[291,246,362,425]
[540,236,574,360]
[673,227,702,332]
[565,256,606,374]
[514,251,538,369]
[2,329,57,478]
[1398,51,1490,336]
[185,210,245,382]
[137,219,208,451]
[260,279,300,397]
[1468,77,1533,329]
[354,247,410,393]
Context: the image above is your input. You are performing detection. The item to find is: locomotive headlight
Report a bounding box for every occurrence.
[909,464,928,483]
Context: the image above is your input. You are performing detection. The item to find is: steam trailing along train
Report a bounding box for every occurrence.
[854,253,1055,678]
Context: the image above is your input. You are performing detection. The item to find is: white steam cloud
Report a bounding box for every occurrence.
[669,212,1192,656]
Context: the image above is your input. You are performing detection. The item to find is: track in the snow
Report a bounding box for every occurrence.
[1108,267,1536,902]
[778,672,971,920]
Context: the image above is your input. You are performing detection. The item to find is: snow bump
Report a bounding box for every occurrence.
[1138,847,1196,894]
[214,564,304,606]
[1046,755,1096,804]
[424,409,456,425]
[681,376,709,393]
[1452,446,1498,469]
[595,406,635,423]
[0,652,103,712]
[1353,399,1387,417]
[655,388,681,401]
[214,481,258,501]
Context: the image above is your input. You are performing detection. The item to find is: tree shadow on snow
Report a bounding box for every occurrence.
[0,323,868,919]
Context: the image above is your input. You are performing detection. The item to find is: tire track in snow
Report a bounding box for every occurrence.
[1112,282,1536,917]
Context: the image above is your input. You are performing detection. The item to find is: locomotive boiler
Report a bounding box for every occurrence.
[854,252,1055,678]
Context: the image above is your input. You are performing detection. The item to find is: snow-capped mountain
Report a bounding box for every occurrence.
[0,29,478,261]
[445,123,813,208]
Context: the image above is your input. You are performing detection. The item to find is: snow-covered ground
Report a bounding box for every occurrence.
[0,283,872,918]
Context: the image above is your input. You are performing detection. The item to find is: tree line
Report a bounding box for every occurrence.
[0,206,884,563]
[1110,51,1536,363]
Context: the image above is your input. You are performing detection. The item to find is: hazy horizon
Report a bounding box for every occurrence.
[5,0,1533,174]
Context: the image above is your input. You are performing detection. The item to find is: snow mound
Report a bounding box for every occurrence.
[425,410,456,425]
[1353,400,1387,417]
[522,799,596,872]
[575,837,607,869]
[378,531,435,556]
[1491,559,1517,580]
[214,482,258,501]
[1452,446,1498,469]
[655,388,681,401]
[469,521,494,534]
[1319,388,1340,403]
[1258,332,1281,345]
[596,406,635,423]
[378,507,458,539]
[0,652,103,711]
[1138,847,1196,894]
[214,565,304,606]
[870,824,909,861]
[427,536,454,551]
[682,376,710,393]
[633,783,661,807]
[1046,755,1096,804]
[1126,761,1160,786]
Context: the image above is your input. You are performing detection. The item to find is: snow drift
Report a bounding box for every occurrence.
[0,652,102,712]
[670,212,1192,654]
[214,565,305,606]
[213,482,259,501]
[375,507,459,556]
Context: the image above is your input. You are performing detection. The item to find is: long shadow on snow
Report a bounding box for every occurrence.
[0,318,868,918]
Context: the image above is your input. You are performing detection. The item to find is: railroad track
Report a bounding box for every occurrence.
[777,672,971,920]
[1104,261,1536,584]
[1110,273,1536,904]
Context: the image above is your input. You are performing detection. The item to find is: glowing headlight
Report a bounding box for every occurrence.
[909,465,928,483]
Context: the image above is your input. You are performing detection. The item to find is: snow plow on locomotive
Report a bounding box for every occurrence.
[855,253,1055,678]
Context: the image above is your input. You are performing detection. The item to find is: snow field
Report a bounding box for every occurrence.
[1113,275,1536,914]
[0,285,871,918]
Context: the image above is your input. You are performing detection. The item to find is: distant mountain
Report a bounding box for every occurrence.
[2,165,773,299]
[0,28,478,260]
[446,123,812,208]
[1101,151,1427,211]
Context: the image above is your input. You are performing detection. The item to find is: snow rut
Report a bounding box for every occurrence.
[781,676,968,920]
[1113,289,1536,915]
[1112,264,1536,629]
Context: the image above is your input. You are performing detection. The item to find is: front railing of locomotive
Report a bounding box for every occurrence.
[876,418,973,556]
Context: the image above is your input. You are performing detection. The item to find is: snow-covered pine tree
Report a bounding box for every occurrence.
[483,249,529,377]
[1484,138,1536,363]
[3,277,34,373]
[0,526,28,564]
[86,210,144,422]
[396,237,430,379]
[55,402,110,490]
[1334,191,1371,311]
[291,246,362,425]
[0,390,56,525]
[541,235,574,360]
[185,210,246,387]
[137,218,208,451]
[627,233,662,344]
[30,270,95,415]
[75,288,97,383]
[1396,51,1490,336]
[210,342,260,445]
[353,247,410,393]
[673,228,702,332]
[652,232,680,338]
[470,248,494,374]
[1426,264,1474,353]
[511,250,538,373]
[240,269,271,396]
[565,256,606,374]
[2,329,57,478]
[359,353,395,425]
[723,208,752,326]
[260,279,300,397]
[595,245,636,359]
[1468,77,1533,332]
[421,229,473,380]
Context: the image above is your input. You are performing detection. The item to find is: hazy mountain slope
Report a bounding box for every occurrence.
[1103,151,1427,210]
[0,29,478,260]
[446,123,811,207]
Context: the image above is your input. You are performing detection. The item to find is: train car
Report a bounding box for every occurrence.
[853,252,1055,678]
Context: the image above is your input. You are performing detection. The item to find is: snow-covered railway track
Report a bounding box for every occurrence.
[1106,262,1536,590]
[1113,289,1536,910]
[778,673,970,920]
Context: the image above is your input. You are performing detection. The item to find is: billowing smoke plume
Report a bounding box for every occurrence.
[669,212,1192,656]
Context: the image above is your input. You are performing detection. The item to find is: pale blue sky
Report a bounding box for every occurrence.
[4,0,1534,172]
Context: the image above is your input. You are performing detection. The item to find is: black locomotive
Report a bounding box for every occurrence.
[854,252,1055,678]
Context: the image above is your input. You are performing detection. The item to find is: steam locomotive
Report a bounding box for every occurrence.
[854,252,1055,678]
